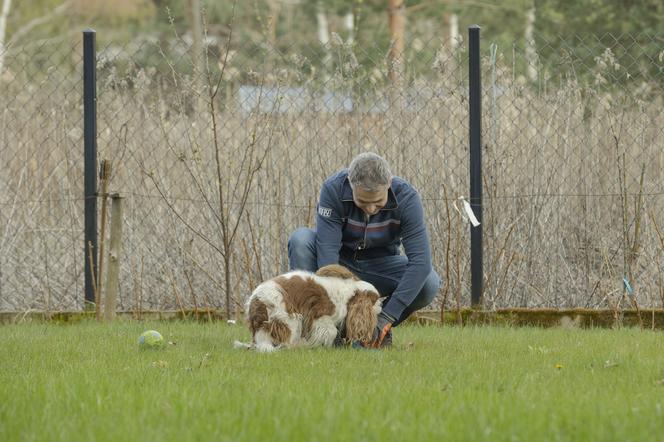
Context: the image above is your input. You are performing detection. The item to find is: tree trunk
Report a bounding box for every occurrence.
[344,11,354,44]
[267,0,281,49]
[188,0,204,114]
[0,0,12,75]
[387,0,405,86]
[449,13,459,51]
[316,1,331,76]
[224,251,232,319]
[525,6,538,82]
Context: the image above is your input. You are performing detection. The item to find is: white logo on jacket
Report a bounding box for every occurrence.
[318,206,332,218]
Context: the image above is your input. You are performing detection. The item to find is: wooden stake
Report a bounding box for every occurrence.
[97,160,111,300]
[103,194,123,321]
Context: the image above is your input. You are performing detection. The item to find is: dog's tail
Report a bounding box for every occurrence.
[233,340,254,350]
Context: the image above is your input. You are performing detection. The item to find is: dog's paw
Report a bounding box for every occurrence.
[255,342,279,353]
[233,340,253,350]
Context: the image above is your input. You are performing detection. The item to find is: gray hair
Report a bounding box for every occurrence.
[348,152,392,192]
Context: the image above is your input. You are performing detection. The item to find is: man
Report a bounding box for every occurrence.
[288,152,441,348]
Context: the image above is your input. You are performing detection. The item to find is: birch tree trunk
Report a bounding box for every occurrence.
[525,6,538,82]
[316,1,330,78]
[449,13,459,51]
[0,0,12,75]
[442,12,460,86]
[344,11,354,44]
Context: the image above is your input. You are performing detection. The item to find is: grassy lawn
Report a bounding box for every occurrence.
[1,321,662,441]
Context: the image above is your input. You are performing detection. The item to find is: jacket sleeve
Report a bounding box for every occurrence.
[314,181,344,268]
[381,190,434,320]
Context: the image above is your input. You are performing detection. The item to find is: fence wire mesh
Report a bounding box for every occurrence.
[1,31,663,313]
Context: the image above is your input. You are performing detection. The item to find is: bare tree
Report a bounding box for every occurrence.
[146,2,273,319]
[205,19,273,318]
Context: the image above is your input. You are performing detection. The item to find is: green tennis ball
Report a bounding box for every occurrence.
[138,330,165,349]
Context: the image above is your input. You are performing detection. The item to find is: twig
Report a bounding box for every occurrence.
[183,262,199,317]
[629,293,644,329]
[601,248,621,325]
[183,237,198,316]
[182,249,226,294]
[153,106,223,228]
[203,290,214,322]
[648,209,664,306]
[628,165,646,329]
[231,251,243,314]
[14,309,35,325]
[139,255,144,320]
[143,169,225,257]
[455,217,462,326]
[209,0,236,100]
[87,241,99,321]
[649,209,664,250]
[484,221,517,306]
[495,252,517,303]
[247,212,263,282]
[165,267,186,319]
[441,183,451,324]
[241,238,255,292]
[131,257,140,320]
[584,279,601,309]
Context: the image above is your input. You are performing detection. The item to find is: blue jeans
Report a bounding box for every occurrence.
[287,227,441,326]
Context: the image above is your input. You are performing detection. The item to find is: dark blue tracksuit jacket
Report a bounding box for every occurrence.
[315,169,433,320]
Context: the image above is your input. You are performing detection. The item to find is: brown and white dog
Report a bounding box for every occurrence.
[236,264,382,352]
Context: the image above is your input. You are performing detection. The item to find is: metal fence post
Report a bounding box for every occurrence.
[468,25,483,307]
[83,29,98,308]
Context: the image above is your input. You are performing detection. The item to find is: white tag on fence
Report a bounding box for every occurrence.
[455,196,481,227]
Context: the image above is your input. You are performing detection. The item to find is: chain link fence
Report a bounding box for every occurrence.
[1,30,663,313]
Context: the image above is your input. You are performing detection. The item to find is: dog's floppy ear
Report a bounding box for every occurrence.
[315,264,358,280]
[345,290,380,344]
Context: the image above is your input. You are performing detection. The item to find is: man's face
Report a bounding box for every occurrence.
[352,185,389,217]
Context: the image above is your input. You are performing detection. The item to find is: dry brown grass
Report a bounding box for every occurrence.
[1,38,662,313]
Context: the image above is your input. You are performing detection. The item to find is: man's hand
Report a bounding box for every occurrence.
[370,311,395,348]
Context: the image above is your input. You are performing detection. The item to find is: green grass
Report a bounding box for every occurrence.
[1,322,663,442]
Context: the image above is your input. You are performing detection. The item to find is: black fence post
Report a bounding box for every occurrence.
[468,25,483,307]
[83,29,98,308]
